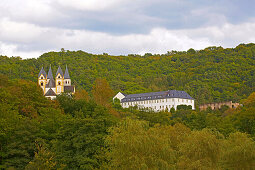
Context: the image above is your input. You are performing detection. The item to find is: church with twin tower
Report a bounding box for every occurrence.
[38,65,75,99]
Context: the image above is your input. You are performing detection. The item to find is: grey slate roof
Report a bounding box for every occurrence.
[64,86,75,93]
[56,66,63,77]
[45,88,56,96]
[64,65,70,79]
[45,79,55,88]
[38,67,47,78]
[47,65,53,79]
[121,90,194,102]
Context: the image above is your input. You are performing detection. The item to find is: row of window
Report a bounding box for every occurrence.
[122,98,192,106]
[136,105,175,111]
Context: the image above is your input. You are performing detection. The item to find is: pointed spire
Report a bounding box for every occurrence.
[64,64,70,79]
[46,79,55,88]
[56,65,63,77]
[47,64,53,79]
[38,66,47,78]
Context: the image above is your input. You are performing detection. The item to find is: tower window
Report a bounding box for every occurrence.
[41,77,43,79]
[58,82,61,85]
[58,76,60,78]
[41,82,43,86]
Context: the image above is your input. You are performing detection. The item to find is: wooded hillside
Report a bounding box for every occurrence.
[1,43,255,105]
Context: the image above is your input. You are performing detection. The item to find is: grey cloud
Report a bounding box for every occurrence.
[0,0,255,58]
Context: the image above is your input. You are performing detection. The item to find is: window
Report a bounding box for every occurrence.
[58,82,61,85]
[41,76,43,79]
[58,76,60,78]
[41,82,43,86]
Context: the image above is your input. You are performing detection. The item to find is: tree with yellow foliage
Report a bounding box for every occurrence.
[92,78,114,108]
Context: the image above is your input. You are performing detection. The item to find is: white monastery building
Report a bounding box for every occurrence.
[38,65,75,99]
[113,90,195,111]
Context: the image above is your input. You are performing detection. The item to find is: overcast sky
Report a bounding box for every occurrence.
[0,0,255,59]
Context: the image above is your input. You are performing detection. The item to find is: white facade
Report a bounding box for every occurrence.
[116,90,195,112]
[121,98,194,111]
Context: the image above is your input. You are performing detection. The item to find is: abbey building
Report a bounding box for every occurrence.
[38,65,75,99]
[113,90,195,112]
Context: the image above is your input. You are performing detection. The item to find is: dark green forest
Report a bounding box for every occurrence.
[1,44,255,169]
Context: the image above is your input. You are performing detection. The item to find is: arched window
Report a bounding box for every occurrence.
[41,82,43,86]
[58,82,61,85]
[58,76,60,78]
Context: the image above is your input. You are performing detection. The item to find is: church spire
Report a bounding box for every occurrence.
[64,65,70,79]
[56,65,63,77]
[47,64,53,79]
[38,66,47,78]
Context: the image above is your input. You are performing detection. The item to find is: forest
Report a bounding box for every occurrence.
[0,43,255,105]
[0,44,255,169]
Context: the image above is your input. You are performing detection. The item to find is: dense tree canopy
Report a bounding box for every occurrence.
[1,43,255,169]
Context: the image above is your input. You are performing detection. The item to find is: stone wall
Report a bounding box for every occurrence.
[199,101,239,111]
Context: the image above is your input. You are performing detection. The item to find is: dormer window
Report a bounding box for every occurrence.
[41,82,43,86]
[41,76,43,79]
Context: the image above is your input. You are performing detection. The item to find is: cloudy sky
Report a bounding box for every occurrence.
[0,0,255,59]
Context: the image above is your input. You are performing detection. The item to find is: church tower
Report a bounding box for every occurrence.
[47,65,53,84]
[55,66,64,94]
[64,65,71,86]
[38,67,47,94]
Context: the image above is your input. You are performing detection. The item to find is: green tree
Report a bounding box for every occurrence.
[25,143,63,170]
[105,118,190,169]
[177,129,221,169]
[221,132,255,169]
[92,78,114,108]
